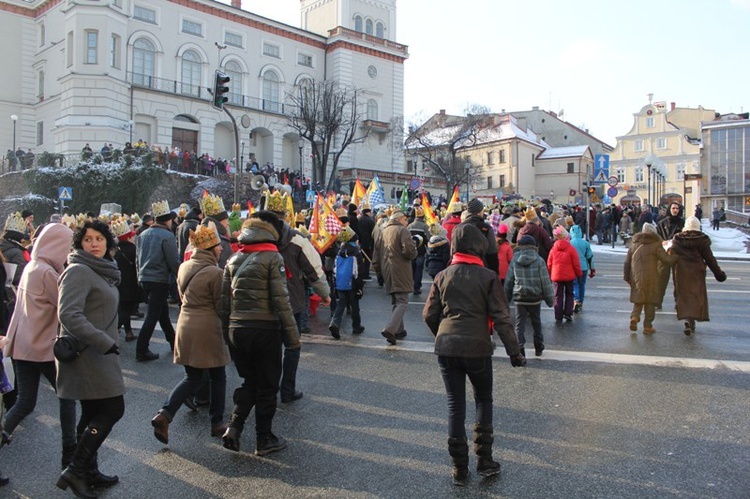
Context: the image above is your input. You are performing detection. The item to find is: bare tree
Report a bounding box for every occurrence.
[404,111,491,199]
[286,79,370,192]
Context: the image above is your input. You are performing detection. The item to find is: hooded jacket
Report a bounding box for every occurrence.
[0,235,30,286]
[372,217,417,294]
[547,238,583,282]
[569,225,594,272]
[426,235,450,278]
[671,230,725,321]
[459,215,499,274]
[136,223,180,283]
[276,222,329,314]
[504,244,554,306]
[4,223,73,361]
[623,231,677,305]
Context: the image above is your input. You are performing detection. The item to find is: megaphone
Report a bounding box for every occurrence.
[279,183,292,195]
[250,175,267,191]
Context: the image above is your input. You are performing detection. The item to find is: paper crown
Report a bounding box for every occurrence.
[200,194,226,217]
[231,203,242,213]
[190,222,221,250]
[3,212,26,234]
[152,200,171,218]
[447,200,463,213]
[265,191,286,213]
[338,226,357,243]
[413,206,424,218]
[178,203,189,219]
[110,219,133,239]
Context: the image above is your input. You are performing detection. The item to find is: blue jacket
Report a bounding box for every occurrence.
[136,224,180,283]
[334,242,362,292]
[569,225,594,271]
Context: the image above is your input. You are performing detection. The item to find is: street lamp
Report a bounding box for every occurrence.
[298,138,304,178]
[644,157,653,206]
[464,159,471,202]
[240,140,245,174]
[128,120,134,144]
[11,114,17,152]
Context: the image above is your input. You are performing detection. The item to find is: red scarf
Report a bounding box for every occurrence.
[450,252,484,266]
[240,243,278,253]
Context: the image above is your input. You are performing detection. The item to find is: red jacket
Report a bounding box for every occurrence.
[497,240,513,279]
[547,239,582,282]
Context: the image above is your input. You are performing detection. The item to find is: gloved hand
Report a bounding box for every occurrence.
[355,287,363,299]
[589,268,596,278]
[509,353,526,367]
[715,270,727,282]
[105,344,120,355]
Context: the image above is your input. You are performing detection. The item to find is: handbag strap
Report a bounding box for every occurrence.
[231,254,254,291]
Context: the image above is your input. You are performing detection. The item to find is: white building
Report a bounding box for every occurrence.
[0,0,407,175]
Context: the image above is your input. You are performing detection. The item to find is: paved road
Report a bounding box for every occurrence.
[1,251,749,498]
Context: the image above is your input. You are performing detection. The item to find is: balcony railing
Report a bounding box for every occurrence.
[328,27,409,57]
[127,72,298,116]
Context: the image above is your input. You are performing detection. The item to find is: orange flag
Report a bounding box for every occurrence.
[449,186,460,206]
[422,194,439,226]
[246,201,255,216]
[351,178,367,207]
[203,189,210,197]
[309,194,342,254]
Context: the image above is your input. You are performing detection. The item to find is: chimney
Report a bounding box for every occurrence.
[231,0,241,8]
[439,109,446,115]
[670,102,676,111]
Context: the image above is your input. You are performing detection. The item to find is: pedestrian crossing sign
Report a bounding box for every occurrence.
[58,187,73,201]
[594,170,608,183]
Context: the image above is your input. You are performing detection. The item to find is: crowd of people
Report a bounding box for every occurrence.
[0,188,729,491]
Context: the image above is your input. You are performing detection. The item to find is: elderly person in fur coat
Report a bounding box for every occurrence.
[623,223,677,335]
[671,216,726,336]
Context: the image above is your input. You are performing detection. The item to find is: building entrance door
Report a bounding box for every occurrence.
[172,128,198,154]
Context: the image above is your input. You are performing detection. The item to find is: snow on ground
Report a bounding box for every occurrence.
[590,219,750,260]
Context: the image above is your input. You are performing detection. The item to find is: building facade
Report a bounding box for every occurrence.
[701,113,750,214]
[609,98,714,208]
[0,0,407,175]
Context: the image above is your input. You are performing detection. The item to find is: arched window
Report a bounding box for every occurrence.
[354,15,363,32]
[376,22,384,38]
[224,60,243,105]
[262,70,280,112]
[181,49,201,96]
[367,99,378,121]
[365,19,373,35]
[132,38,155,87]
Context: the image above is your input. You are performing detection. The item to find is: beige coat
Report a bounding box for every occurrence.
[372,218,417,294]
[623,232,677,305]
[174,249,230,369]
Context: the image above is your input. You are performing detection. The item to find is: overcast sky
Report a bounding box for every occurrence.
[240,0,750,146]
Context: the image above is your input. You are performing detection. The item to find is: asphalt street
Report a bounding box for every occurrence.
[1,250,749,498]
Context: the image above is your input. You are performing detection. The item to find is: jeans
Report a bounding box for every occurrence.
[412,255,425,292]
[514,304,543,348]
[573,274,588,303]
[162,365,226,426]
[437,356,493,439]
[632,303,656,328]
[553,281,574,319]
[330,290,361,331]
[384,292,409,335]
[4,359,76,447]
[136,281,176,355]
[227,326,282,437]
[77,395,125,439]
[280,313,302,401]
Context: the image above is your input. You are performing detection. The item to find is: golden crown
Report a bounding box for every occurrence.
[3,212,26,234]
[337,226,356,243]
[110,219,132,238]
[190,222,221,250]
[231,203,242,213]
[200,194,226,217]
[265,191,286,213]
[151,200,171,218]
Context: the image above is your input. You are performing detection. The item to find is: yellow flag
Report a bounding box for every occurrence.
[422,195,439,226]
[352,178,367,207]
[285,193,295,227]
[309,194,342,254]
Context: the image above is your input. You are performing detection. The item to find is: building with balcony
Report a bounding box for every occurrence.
[0,0,407,176]
[609,97,714,208]
[701,112,750,214]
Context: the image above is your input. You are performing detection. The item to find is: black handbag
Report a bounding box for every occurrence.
[53,334,88,363]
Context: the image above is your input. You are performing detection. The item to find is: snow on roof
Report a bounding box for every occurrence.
[408,119,548,149]
[537,145,590,159]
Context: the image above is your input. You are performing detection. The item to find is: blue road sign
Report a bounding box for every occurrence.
[58,187,73,201]
[593,154,610,184]
[607,186,618,198]
[306,190,315,203]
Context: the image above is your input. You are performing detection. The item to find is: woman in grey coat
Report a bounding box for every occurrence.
[56,220,125,499]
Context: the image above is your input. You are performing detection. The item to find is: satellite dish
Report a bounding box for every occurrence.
[240,114,251,128]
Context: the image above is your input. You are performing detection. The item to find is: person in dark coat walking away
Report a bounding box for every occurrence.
[711,207,722,231]
[671,216,726,336]
[55,220,125,498]
[623,223,676,334]
[112,220,139,342]
[460,198,499,274]
[407,206,429,295]
[425,232,450,278]
[357,207,376,279]
[423,224,525,486]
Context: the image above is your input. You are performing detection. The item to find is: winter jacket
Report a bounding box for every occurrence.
[459,215,499,274]
[441,214,462,244]
[671,230,725,321]
[372,218,417,294]
[547,239,583,282]
[357,214,376,252]
[174,248,230,369]
[56,250,124,401]
[136,223,180,283]
[516,221,553,262]
[219,219,298,347]
[497,240,513,280]
[619,214,633,235]
[423,224,520,359]
[334,242,363,292]
[276,223,329,314]
[4,224,73,362]
[504,245,554,306]
[623,231,677,304]
[114,240,141,305]
[176,210,201,260]
[656,215,685,241]
[203,216,233,269]
[0,237,30,286]
[426,235,450,278]
[569,225,594,272]
[407,218,429,257]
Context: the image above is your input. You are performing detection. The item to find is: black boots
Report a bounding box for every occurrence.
[222,412,245,452]
[62,444,77,469]
[447,437,469,486]
[57,426,110,498]
[255,433,287,456]
[473,424,501,477]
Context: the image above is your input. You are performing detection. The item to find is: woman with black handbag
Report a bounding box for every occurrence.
[56,220,124,498]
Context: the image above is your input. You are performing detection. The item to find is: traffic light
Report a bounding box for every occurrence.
[587,186,596,196]
[212,70,230,110]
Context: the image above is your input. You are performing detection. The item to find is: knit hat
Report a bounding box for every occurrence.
[518,234,536,246]
[553,225,569,240]
[496,224,508,235]
[523,206,539,223]
[642,222,657,234]
[467,198,484,215]
[452,224,487,257]
[684,216,701,232]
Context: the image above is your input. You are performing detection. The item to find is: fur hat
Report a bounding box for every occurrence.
[523,206,539,223]
[190,221,221,250]
[684,216,701,232]
[642,222,657,234]
[518,234,536,246]
[467,198,484,215]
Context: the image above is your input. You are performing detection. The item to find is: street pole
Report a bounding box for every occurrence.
[11,114,17,152]
[221,106,240,204]
[585,162,590,242]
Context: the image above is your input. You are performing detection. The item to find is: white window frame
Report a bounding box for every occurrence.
[499,174,506,188]
[37,70,44,100]
[616,167,625,183]
[646,117,654,128]
[487,151,494,165]
[133,4,157,24]
[499,149,505,163]
[181,18,203,37]
[634,139,644,152]
[39,23,45,47]
[262,42,281,59]
[366,99,378,121]
[66,31,73,67]
[676,161,686,181]
[85,30,98,64]
[354,15,363,32]
[365,19,373,34]
[110,34,120,69]
[297,52,313,68]
[376,21,384,38]
[224,31,243,48]
[656,137,667,149]
[635,167,644,182]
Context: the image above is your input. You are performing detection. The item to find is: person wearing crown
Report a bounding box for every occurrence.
[200,194,233,269]
[151,222,230,445]
[1,212,31,286]
[135,201,180,362]
[111,219,139,342]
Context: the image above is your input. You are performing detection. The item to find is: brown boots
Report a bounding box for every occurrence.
[151,412,169,444]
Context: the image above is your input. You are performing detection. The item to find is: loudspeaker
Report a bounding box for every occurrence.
[250,175,267,191]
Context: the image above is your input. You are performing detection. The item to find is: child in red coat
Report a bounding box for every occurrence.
[496,224,513,285]
[546,226,582,322]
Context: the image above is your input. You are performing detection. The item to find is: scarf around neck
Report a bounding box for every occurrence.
[67,249,121,286]
[450,252,485,266]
